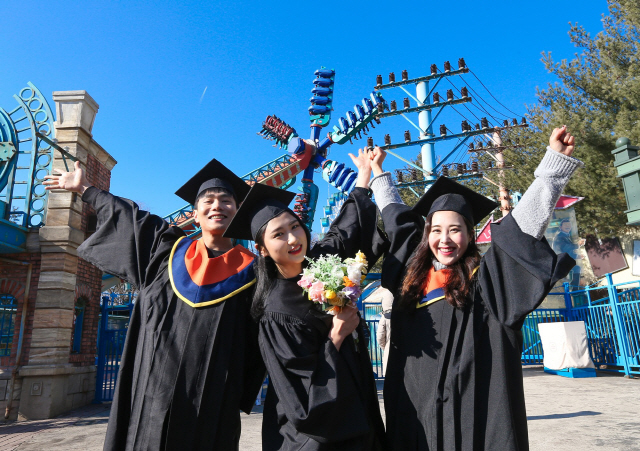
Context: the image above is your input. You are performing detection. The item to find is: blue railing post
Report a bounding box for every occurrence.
[605,273,633,377]
[562,282,574,320]
[94,296,108,402]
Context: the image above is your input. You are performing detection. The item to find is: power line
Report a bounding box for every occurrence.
[443,76,505,124]
[466,70,522,117]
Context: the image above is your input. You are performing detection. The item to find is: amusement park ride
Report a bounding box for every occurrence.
[1,63,527,252]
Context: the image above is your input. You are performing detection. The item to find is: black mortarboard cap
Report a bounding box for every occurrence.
[412,176,498,225]
[223,183,297,241]
[175,158,250,205]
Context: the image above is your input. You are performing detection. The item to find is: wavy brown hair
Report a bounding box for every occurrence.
[398,212,480,311]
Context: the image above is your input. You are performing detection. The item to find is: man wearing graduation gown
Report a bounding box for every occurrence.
[223,179,388,450]
[44,159,265,451]
[368,127,582,450]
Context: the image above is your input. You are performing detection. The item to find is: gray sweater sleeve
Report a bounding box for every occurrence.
[369,172,404,211]
[511,147,584,240]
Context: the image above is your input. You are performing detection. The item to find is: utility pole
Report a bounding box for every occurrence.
[492,130,512,216]
[374,60,527,192]
[416,81,436,182]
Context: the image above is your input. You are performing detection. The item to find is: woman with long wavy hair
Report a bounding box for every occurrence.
[369,126,582,451]
[224,149,388,450]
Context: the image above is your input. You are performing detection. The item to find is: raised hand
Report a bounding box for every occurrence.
[549,126,575,157]
[349,148,373,189]
[370,146,387,176]
[348,147,373,171]
[43,161,92,194]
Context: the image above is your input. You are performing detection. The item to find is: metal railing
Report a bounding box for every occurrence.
[362,274,640,379]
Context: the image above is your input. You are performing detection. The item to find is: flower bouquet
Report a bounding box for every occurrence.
[297,251,368,312]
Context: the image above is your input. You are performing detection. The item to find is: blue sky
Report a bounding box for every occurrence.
[2,0,609,232]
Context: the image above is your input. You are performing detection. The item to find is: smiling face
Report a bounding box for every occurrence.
[560,221,572,233]
[259,211,308,278]
[428,210,472,266]
[193,190,238,236]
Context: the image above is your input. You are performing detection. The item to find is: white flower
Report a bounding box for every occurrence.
[347,264,363,285]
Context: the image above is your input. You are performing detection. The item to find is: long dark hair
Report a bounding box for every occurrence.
[250,211,311,320]
[398,212,480,311]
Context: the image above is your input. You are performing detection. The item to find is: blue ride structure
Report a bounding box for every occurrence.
[165,67,388,236]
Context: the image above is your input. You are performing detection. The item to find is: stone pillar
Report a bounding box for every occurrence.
[17,91,116,420]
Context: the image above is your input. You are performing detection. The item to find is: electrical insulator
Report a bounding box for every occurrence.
[481,117,489,129]
[521,117,527,125]
[403,98,410,109]
[430,64,437,75]
[512,118,518,126]
[458,58,466,69]
[376,75,383,86]
[389,72,396,83]
[410,168,418,181]
[461,86,468,98]
[503,120,509,127]
[367,137,373,148]
[468,143,475,150]
[402,70,408,81]
[384,134,391,145]
[444,61,451,72]
[440,124,447,136]
[461,120,469,132]
[433,92,440,103]
[447,89,454,101]
[488,160,493,168]
[457,164,464,173]
[395,170,404,182]
[390,100,397,111]
[404,130,411,142]
[442,166,449,177]
[475,123,480,130]
[471,161,478,172]
[487,141,493,148]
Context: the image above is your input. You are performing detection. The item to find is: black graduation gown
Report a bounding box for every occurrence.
[78,187,265,451]
[258,187,388,451]
[380,203,575,451]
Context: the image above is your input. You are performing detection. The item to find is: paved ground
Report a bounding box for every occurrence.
[0,367,638,450]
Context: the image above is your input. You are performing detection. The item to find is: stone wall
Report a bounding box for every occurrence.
[0,90,116,421]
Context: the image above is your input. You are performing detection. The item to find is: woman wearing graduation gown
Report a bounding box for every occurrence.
[368,126,582,451]
[43,159,265,451]
[223,150,388,450]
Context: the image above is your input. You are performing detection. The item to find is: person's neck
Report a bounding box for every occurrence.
[275,262,302,279]
[201,232,234,253]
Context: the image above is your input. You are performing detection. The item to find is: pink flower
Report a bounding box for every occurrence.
[298,274,315,289]
[308,281,326,303]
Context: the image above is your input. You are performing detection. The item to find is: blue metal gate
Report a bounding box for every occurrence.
[364,302,384,379]
[95,291,134,402]
[521,274,640,377]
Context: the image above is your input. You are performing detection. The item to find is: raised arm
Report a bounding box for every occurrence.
[511,126,584,239]
[311,149,388,266]
[480,126,583,327]
[44,161,183,288]
[369,147,424,294]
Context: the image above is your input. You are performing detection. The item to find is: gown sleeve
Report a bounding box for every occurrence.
[311,187,389,267]
[239,302,267,414]
[259,312,370,443]
[479,213,576,328]
[378,202,424,295]
[77,186,184,288]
